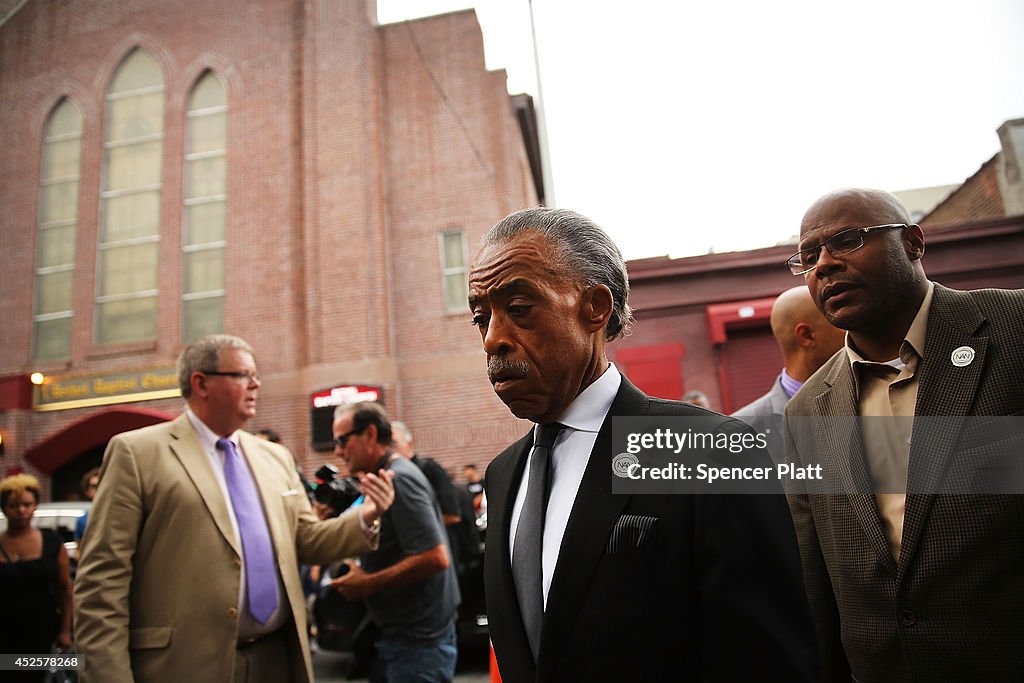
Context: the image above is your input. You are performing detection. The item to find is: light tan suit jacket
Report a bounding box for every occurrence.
[74,413,375,683]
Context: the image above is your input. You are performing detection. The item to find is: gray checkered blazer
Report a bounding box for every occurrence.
[785,284,1024,683]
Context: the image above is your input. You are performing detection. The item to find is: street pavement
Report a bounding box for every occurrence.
[312,643,491,683]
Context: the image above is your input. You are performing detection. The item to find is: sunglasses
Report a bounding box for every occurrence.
[334,427,365,448]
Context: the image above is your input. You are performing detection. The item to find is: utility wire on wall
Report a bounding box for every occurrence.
[404,21,496,182]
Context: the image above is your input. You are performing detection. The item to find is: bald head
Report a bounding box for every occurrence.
[800,188,911,234]
[770,286,818,344]
[798,187,928,362]
[770,286,846,382]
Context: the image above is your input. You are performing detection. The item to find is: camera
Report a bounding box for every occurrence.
[313,464,362,514]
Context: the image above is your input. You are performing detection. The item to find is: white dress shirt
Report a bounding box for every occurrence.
[185,408,287,638]
[508,364,621,607]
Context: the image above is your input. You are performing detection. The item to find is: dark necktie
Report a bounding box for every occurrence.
[512,422,565,663]
[217,438,278,624]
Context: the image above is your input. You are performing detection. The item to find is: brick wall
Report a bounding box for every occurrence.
[922,156,1005,226]
[0,0,533,491]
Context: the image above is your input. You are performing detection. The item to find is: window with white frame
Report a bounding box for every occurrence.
[440,230,468,311]
[96,49,164,344]
[33,99,82,361]
[182,72,226,343]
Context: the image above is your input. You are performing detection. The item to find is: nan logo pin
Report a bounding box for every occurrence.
[951,346,975,367]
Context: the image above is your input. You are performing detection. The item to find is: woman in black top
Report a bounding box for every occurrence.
[0,474,73,682]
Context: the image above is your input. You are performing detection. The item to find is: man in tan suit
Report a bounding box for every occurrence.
[74,334,395,683]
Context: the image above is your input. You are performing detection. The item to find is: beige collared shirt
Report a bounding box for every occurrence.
[846,281,934,560]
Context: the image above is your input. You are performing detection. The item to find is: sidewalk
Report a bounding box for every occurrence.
[312,644,491,683]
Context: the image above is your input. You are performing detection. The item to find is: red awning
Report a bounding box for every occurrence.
[23,406,175,474]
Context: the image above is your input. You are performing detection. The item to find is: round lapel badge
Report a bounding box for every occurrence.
[950,346,975,367]
[612,453,639,478]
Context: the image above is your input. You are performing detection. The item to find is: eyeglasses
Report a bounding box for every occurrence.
[786,224,909,275]
[334,428,365,448]
[202,370,261,384]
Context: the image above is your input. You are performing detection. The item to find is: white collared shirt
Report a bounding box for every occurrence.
[508,364,622,606]
[185,408,286,638]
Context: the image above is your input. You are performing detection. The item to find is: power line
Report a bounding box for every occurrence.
[403,20,495,182]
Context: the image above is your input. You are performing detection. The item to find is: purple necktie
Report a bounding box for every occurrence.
[217,438,278,624]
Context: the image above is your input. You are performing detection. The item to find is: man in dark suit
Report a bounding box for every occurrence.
[784,188,1024,682]
[468,207,818,682]
[732,285,845,437]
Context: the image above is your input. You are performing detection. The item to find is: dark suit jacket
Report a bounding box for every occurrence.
[485,375,818,683]
[732,373,789,424]
[732,373,790,464]
[785,285,1024,683]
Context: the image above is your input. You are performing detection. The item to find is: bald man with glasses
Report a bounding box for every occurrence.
[75,334,395,683]
[783,188,1024,682]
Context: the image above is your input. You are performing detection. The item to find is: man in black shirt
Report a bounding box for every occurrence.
[392,421,480,575]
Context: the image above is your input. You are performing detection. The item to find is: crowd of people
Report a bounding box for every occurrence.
[468,192,1022,683]
[2,187,1021,683]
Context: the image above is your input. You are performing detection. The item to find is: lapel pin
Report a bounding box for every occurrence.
[950,346,975,367]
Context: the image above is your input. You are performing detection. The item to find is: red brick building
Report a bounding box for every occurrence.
[0,0,538,498]
[2,0,1022,501]
[612,118,1024,414]
[612,214,1024,414]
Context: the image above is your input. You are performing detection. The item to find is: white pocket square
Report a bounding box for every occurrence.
[281,489,301,497]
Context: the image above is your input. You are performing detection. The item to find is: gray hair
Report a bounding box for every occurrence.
[391,421,413,443]
[177,334,254,398]
[482,207,633,340]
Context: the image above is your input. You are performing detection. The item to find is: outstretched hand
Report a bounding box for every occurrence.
[358,468,395,526]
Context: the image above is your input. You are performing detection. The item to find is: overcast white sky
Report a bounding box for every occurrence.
[378,0,1024,260]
